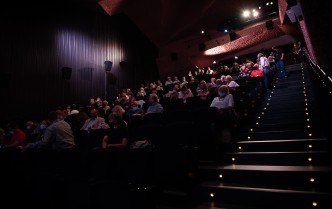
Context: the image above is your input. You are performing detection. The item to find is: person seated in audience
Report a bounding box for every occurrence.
[225,75,240,92]
[165,76,173,87]
[206,67,213,75]
[238,65,250,78]
[102,112,129,149]
[196,80,209,100]
[24,120,37,143]
[180,76,188,88]
[173,76,180,85]
[156,80,163,92]
[22,110,75,151]
[35,120,49,141]
[137,87,147,97]
[178,84,194,103]
[126,101,144,118]
[146,93,164,114]
[164,84,179,99]
[208,77,217,91]
[80,108,110,131]
[210,85,235,144]
[250,64,264,78]
[1,122,26,149]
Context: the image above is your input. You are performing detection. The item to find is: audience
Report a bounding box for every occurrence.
[146,93,164,114]
[22,110,75,151]
[80,108,110,131]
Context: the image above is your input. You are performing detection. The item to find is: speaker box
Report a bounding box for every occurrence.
[198,43,206,52]
[170,52,178,61]
[61,67,72,80]
[266,20,274,30]
[0,72,11,88]
[104,61,113,72]
[229,32,237,41]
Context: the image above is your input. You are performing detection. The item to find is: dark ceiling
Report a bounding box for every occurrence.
[96,0,278,47]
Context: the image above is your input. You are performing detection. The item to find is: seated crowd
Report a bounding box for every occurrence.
[0,54,276,153]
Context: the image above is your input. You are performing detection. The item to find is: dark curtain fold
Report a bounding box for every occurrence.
[0,3,159,124]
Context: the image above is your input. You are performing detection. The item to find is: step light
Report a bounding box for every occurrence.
[307,125,310,128]
[308,144,312,148]
[248,136,251,139]
[210,193,214,198]
[238,146,242,150]
[307,119,310,122]
[310,178,315,182]
[219,174,223,178]
[312,202,317,207]
[232,157,236,162]
[308,157,312,162]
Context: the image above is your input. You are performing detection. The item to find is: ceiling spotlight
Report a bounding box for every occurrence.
[266,2,270,6]
[201,30,205,34]
[224,29,228,33]
[243,10,250,17]
[253,11,259,17]
[259,6,262,9]
[213,61,217,64]
[235,56,238,59]
[271,2,273,5]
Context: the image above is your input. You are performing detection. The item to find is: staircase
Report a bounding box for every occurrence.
[197,64,332,209]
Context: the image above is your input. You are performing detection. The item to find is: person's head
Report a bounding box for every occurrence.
[89,98,95,105]
[257,53,264,59]
[102,100,109,107]
[89,108,99,119]
[167,76,172,81]
[131,102,139,110]
[218,85,229,97]
[182,76,186,81]
[108,112,123,125]
[47,110,64,122]
[148,93,159,104]
[226,75,233,83]
[181,85,188,92]
[112,105,125,117]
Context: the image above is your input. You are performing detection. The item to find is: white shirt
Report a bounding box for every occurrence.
[259,56,269,69]
[227,81,239,88]
[210,94,234,109]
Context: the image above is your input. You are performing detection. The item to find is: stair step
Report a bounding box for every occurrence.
[238,130,323,141]
[217,151,330,166]
[199,182,332,209]
[230,138,329,152]
[198,165,332,192]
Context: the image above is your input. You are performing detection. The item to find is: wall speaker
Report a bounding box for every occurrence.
[104,61,113,72]
[229,32,237,41]
[170,52,178,61]
[266,20,274,30]
[61,67,72,80]
[198,43,206,52]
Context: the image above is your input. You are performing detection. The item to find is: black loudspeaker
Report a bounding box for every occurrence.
[61,67,72,80]
[170,52,178,61]
[266,20,274,30]
[104,60,113,72]
[229,32,237,41]
[0,72,11,88]
[198,43,206,52]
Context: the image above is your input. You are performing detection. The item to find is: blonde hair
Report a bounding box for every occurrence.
[111,105,125,117]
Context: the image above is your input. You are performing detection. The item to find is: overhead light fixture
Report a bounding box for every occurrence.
[243,10,250,17]
[224,29,228,33]
[201,30,205,34]
[259,6,262,9]
[266,2,270,6]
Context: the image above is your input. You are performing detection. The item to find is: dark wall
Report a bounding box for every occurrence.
[0,1,158,123]
[300,0,331,73]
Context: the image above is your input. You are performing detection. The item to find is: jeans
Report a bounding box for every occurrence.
[263,67,270,90]
[276,60,287,78]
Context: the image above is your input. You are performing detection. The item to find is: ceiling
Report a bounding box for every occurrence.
[95,0,278,47]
